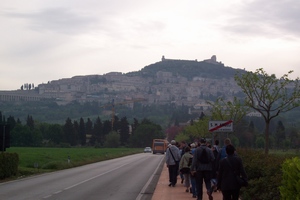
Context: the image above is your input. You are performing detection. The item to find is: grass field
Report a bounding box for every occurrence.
[5,147,142,177]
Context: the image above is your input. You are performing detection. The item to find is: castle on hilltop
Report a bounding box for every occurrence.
[161,55,224,66]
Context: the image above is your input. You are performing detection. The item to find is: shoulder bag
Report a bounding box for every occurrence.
[225,158,248,187]
[169,148,179,166]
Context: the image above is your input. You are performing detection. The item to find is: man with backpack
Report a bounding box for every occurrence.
[191,138,215,200]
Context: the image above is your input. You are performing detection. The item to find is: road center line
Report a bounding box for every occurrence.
[63,162,131,190]
[42,162,132,199]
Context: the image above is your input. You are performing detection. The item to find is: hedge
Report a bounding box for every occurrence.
[0,152,19,179]
[237,148,294,200]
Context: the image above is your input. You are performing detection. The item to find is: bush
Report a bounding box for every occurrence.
[41,161,73,170]
[237,148,292,200]
[58,143,71,148]
[104,131,120,148]
[0,153,19,179]
[279,157,300,200]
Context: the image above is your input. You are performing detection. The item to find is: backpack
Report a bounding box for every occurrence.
[199,147,209,164]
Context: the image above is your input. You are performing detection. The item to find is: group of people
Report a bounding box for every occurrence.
[165,138,247,200]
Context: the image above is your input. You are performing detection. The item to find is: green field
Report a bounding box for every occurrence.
[5,147,142,177]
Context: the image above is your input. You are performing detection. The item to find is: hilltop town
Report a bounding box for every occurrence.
[0,55,244,113]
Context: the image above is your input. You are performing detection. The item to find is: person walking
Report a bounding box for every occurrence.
[190,143,197,198]
[211,140,220,191]
[218,138,233,162]
[179,146,193,193]
[166,140,181,187]
[213,139,220,152]
[217,144,247,200]
[191,138,215,200]
[179,141,188,184]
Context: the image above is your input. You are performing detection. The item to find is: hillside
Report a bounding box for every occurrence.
[0,56,247,126]
[127,59,245,80]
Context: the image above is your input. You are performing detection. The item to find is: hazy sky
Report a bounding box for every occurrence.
[1,0,300,90]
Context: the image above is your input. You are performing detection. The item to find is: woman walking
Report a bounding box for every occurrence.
[179,146,193,193]
[217,144,247,200]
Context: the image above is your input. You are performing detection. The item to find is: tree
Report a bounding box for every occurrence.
[207,97,248,146]
[92,116,103,145]
[79,118,86,146]
[288,127,300,148]
[47,124,63,144]
[235,68,300,154]
[174,118,179,126]
[233,119,256,148]
[102,120,112,135]
[6,116,16,130]
[248,121,255,133]
[165,125,183,141]
[255,136,265,148]
[26,115,34,130]
[31,128,42,146]
[199,111,205,120]
[118,117,129,146]
[129,119,164,147]
[207,96,248,124]
[275,120,285,149]
[35,122,49,144]
[73,120,79,145]
[179,117,210,142]
[10,123,32,146]
[104,131,120,148]
[0,111,2,124]
[63,118,76,145]
[131,118,139,134]
[112,115,120,132]
[85,118,93,138]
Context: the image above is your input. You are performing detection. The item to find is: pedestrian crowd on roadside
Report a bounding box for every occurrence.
[165,137,248,200]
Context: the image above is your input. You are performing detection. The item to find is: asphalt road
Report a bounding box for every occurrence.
[0,153,165,200]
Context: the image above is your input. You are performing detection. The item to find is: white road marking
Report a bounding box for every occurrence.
[42,162,131,199]
[136,156,164,200]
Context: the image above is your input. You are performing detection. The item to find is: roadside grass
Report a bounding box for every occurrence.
[5,147,142,178]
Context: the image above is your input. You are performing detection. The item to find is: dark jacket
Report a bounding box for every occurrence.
[191,145,215,171]
[217,154,247,191]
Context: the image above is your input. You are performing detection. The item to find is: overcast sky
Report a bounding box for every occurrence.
[1,0,300,90]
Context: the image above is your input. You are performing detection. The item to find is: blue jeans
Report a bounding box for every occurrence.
[191,176,197,196]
